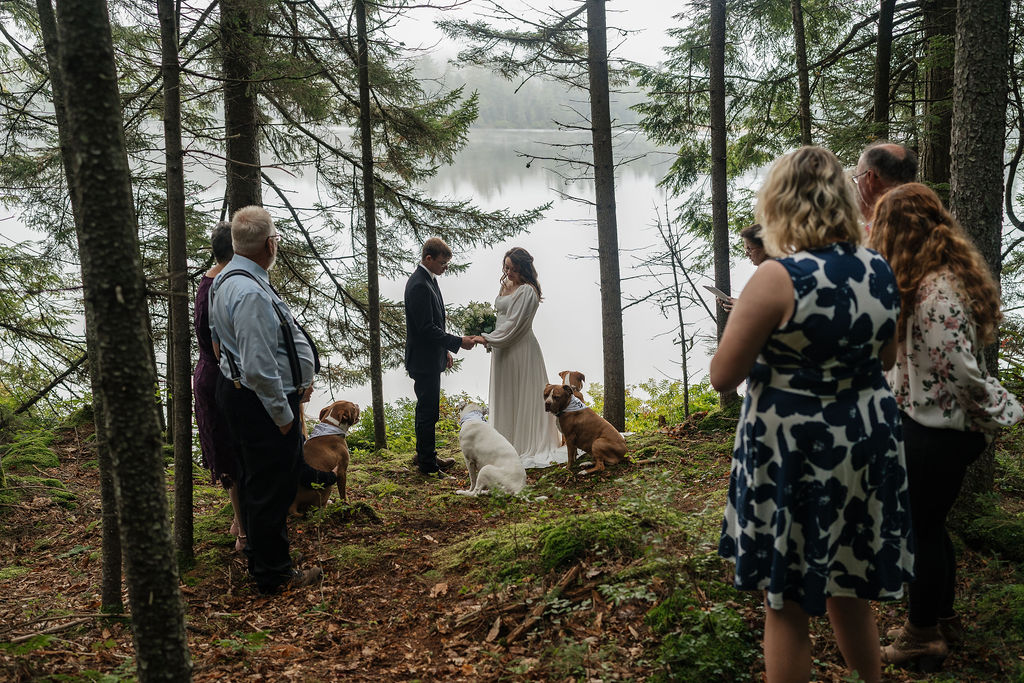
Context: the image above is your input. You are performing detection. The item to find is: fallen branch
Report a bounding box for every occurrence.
[0,612,128,638]
[505,564,581,645]
[9,618,90,643]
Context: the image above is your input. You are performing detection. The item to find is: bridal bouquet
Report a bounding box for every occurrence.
[454,301,496,352]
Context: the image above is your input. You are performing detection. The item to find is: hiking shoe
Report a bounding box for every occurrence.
[881,621,948,672]
[284,566,322,590]
[887,614,964,648]
[938,614,964,647]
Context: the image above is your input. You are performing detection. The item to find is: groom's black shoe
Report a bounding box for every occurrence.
[413,454,455,475]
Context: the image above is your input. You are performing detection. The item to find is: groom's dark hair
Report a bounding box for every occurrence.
[421,237,452,260]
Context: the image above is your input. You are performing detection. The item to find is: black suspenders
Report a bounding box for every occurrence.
[211,269,306,393]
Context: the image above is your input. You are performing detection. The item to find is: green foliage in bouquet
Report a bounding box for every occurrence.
[451,301,497,336]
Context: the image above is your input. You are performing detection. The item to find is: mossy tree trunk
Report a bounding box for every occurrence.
[54,0,192,676]
[356,0,386,449]
[33,0,123,613]
[949,0,1011,512]
[157,0,194,568]
[587,0,626,431]
[222,0,264,211]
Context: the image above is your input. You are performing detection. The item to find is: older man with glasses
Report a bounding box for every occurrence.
[851,141,918,229]
[209,205,321,594]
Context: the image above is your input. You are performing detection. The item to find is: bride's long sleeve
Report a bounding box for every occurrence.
[482,286,538,349]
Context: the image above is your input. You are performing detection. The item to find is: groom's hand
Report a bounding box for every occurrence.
[446,352,455,369]
[460,336,476,350]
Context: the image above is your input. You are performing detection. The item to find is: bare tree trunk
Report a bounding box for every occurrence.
[919,0,956,197]
[355,0,387,449]
[55,0,192,675]
[34,0,123,613]
[158,0,194,566]
[222,0,263,211]
[873,0,897,138]
[586,0,625,431]
[710,0,737,407]
[791,0,812,145]
[949,0,1011,505]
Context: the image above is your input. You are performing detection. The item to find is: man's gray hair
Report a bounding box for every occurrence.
[231,205,274,254]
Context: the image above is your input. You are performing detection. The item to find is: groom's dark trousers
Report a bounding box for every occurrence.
[404,265,462,473]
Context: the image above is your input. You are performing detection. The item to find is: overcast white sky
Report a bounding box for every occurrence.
[387,1,682,67]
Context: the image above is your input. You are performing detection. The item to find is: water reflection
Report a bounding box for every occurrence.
[421,129,675,200]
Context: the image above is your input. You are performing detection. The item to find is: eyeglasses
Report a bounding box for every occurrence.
[267,234,282,244]
[850,169,869,186]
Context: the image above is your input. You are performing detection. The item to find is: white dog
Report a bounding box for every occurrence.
[456,403,527,496]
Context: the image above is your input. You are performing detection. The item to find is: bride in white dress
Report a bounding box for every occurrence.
[472,248,565,469]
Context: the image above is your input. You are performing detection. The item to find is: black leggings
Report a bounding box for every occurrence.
[902,413,986,627]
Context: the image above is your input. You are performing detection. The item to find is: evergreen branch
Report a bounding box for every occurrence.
[13,352,87,415]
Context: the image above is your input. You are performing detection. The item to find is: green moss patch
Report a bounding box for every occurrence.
[2,430,59,471]
[963,512,1024,562]
[0,565,31,581]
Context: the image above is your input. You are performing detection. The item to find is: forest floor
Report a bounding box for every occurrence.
[1,412,1023,682]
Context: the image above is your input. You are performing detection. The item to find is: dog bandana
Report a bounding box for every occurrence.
[460,410,486,426]
[309,421,349,439]
[557,396,587,415]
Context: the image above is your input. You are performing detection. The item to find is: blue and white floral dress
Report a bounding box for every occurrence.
[718,242,914,616]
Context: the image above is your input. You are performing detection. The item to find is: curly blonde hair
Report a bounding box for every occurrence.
[756,146,863,256]
[869,183,1001,344]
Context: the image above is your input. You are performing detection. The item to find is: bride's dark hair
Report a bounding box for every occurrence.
[501,247,543,300]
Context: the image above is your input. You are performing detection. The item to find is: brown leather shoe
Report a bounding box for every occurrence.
[284,566,322,590]
[887,615,964,648]
[881,621,948,672]
[436,457,456,472]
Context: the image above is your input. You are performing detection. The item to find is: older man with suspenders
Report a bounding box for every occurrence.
[209,205,321,594]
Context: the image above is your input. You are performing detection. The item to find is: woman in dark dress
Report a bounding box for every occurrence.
[193,221,245,550]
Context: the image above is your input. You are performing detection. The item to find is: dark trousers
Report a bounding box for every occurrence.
[216,375,302,592]
[902,413,986,627]
[411,371,441,472]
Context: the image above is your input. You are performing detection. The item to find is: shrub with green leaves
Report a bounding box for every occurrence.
[587,379,720,432]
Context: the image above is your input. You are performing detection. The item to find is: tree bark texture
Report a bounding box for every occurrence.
[873,0,896,138]
[34,0,124,613]
[949,0,1011,507]
[158,0,194,566]
[586,0,625,431]
[221,0,264,212]
[919,0,956,193]
[791,0,812,145]
[54,0,192,677]
[709,0,737,406]
[356,0,387,449]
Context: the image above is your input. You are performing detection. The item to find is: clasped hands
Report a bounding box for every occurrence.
[460,335,490,350]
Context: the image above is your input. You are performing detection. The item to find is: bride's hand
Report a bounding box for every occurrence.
[473,335,488,346]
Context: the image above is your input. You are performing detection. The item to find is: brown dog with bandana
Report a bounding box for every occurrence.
[543,384,626,475]
[291,400,359,514]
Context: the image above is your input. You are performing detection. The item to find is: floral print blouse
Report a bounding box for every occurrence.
[887,269,1023,432]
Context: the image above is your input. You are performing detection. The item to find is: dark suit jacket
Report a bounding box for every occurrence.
[404,266,462,375]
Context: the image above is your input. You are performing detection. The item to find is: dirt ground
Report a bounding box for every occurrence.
[1,421,1021,681]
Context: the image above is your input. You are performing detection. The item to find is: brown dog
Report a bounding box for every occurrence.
[291,400,359,514]
[557,370,587,401]
[543,384,626,475]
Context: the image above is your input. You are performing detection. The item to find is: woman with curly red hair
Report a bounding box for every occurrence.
[870,183,1023,669]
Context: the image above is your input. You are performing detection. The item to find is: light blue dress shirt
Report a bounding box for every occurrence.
[209,255,314,427]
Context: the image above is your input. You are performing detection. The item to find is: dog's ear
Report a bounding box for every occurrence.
[563,385,573,394]
[558,370,568,382]
[319,405,331,420]
[351,404,360,423]
[578,373,585,385]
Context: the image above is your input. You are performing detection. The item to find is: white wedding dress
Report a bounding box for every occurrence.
[482,285,565,469]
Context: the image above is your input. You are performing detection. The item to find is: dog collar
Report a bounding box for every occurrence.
[322,415,340,426]
[460,410,486,425]
[309,422,349,439]
[554,396,587,416]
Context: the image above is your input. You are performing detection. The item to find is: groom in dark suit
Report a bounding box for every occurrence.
[405,237,476,474]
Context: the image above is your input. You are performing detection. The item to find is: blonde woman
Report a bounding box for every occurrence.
[711,146,913,683]
[871,183,1022,668]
